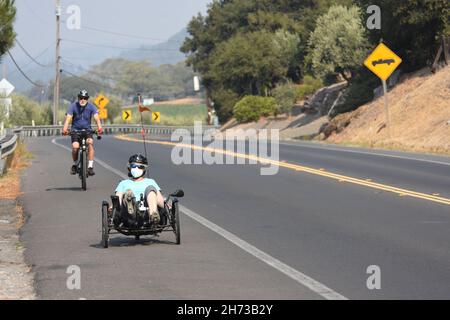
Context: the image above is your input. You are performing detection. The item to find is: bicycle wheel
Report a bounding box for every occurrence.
[81,149,87,191]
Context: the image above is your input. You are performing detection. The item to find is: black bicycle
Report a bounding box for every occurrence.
[68,129,101,191]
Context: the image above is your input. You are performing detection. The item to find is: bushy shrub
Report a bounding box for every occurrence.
[4,94,53,127]
[297,75,324,100]
[233,96,277,123]
[273,82,298,115]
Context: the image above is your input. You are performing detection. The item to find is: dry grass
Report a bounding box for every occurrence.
[327,66,450,155]
[0,140,32,200]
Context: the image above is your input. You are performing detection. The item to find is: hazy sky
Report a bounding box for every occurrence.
[9,0,211,64]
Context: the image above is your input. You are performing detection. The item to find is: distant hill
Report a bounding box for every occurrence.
[119,28,188,65]
[5,28,189,93]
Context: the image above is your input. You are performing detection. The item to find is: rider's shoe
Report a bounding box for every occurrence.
[124,191,135,215]
[87,167,95,176]
[70,165,77,175]
[150,210,160,224]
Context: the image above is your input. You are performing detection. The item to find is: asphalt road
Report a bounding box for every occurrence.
[20,136,450,299]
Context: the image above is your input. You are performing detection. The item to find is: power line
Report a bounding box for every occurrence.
[22,0,52,26]
[22,0,166,42]
[61,59,118,83]
[60,19,166,42]
[61,38,182,52]
[6,50,45,87]
[62,56,101,61]
[8,42,55,76]
[60,68,117,92]
[15,39,53,68]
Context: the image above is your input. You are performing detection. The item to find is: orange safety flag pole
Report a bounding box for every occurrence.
[139,105,151,113]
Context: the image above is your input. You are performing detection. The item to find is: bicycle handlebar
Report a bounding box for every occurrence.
[63,129,102,140]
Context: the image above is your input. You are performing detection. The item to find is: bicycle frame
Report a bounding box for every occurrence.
[71,129,100,190]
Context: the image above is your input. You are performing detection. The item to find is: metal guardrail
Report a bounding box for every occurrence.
[0,134,19,176]
[15,124,220,138]
[0,124,219,175]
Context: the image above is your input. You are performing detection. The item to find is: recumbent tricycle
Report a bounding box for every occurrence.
[101,189,184,248]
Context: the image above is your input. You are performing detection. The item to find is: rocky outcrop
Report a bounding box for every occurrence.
[317,115,352,140]
[302,82,347,116]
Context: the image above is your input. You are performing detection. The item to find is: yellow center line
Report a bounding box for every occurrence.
[115,135,450,206]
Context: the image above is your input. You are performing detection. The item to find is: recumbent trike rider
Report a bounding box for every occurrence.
[101,154,183,248]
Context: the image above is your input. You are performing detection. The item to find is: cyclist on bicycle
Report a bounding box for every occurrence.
[114,154,165,225]
[62,90,103,176]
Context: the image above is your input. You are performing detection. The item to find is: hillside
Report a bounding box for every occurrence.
[119,29,187,65]
[324,66,450,155]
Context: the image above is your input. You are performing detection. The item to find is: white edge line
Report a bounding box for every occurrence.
[280,141,450,167]
[51,137,348,300]
[179,205,348,301]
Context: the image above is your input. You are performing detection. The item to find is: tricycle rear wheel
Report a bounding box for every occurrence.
[172,202,181,245]
[102,202,109,248]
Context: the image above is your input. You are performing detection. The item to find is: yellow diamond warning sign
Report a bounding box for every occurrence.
[122,110,132,121]
[98,108,108,120]
[152,112,160,123]
[94,94,110,109]
[364,43,402,81]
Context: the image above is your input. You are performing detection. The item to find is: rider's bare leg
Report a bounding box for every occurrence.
[146,191,158,215]
[115,192,124,206]
[72,141,80,162]
[87,138,94,163]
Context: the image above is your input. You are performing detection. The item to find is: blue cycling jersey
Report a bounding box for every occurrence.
[115,178,161,200]
[67,102,98,130]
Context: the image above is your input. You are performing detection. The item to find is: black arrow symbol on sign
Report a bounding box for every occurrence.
[154,113,159,121]
[125,111,130,120]
[372,59,395,67]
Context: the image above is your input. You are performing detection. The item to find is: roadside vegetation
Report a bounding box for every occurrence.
[2,0,448,128]
[0,0,16,57]
[113,103,208,126]
[181,0,450,123]
[0,139,32,201]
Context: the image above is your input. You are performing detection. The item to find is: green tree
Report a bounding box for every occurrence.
[356,0,450,71]
[104,95,124,124]
[0,0,16,60]
[57,75,103,103]
[210,88,239,121]
[209,30,289,96]
[273,81,298,115]
[297,75,324,100]
[86,59,197,100]
[181,0,353,121]
[307,5,370,81]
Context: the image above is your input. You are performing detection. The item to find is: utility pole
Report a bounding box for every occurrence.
[53,0,61,125]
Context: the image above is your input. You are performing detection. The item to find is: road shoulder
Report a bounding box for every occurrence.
[0,141,36,300]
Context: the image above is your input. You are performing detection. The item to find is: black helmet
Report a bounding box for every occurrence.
[78,90,89,99]
[127,154,148,178]
[128,154,148,166]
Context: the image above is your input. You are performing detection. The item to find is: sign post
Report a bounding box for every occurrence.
[364,43,402,138]
[0,78,14,119]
